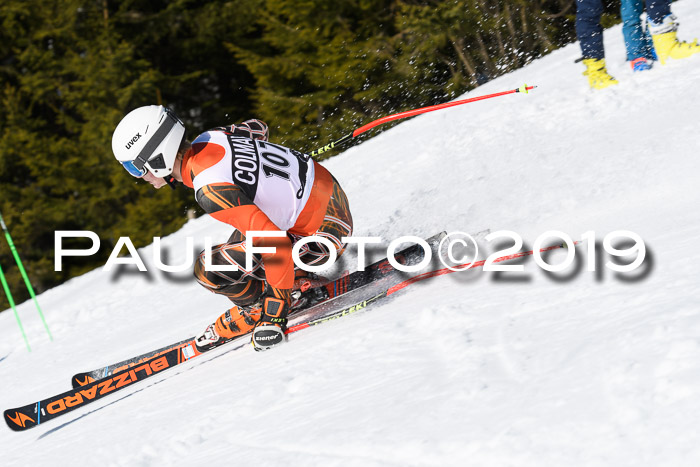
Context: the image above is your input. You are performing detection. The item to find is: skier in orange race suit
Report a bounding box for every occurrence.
[112,106,353,351]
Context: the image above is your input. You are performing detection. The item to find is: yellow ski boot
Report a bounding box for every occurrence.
[582,59,619,90]
[649,14,700,65]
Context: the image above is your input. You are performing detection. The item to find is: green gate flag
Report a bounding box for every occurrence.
[0,211,53,342]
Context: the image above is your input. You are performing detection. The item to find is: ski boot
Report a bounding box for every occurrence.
[293,270,329,293]
[630,57,653,72]
[648,14,700,65]
[582,58,618,89]
[194,303,261,352]
[291,270,332,311]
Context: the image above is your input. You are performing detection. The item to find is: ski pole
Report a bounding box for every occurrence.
[309,84,536,157]
[0,211,53,341]
[0,261,31,351]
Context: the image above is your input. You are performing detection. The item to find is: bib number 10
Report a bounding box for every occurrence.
[257,141,310,199]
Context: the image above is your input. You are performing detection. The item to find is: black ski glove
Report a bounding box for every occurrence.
[251,287,290,351]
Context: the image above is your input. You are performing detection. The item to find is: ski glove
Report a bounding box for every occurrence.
[251,287,290,351]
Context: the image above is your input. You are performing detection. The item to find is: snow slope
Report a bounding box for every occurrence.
[2,2,700,465]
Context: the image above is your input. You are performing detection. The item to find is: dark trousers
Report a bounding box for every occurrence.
[576,0,671,59]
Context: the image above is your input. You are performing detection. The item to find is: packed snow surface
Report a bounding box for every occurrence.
[2,2,700,465]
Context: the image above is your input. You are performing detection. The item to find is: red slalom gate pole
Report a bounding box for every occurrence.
[309,84,536,157]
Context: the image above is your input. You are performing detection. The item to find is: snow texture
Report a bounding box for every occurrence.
[1,2,700,465]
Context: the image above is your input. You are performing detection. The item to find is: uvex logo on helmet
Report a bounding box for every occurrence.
[125,132,142,150]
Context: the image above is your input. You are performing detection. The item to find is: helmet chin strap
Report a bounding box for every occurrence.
[164,175,178,190]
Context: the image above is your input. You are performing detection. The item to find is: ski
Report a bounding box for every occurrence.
[4,232,445,431]
[67,232,446,388]
[287,239,581,332]
[4,232,575,431]
[3,283,400,432]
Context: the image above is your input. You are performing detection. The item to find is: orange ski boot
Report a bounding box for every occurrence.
[293,270,329,292]
[195,304,262,351]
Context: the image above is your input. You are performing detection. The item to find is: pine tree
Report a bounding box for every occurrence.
[0,0,174,310]
[229,0,402,153]
[230,0,579,157]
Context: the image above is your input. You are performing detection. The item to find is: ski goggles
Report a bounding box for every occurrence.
[121,159,148,178]
[120,108,180,178]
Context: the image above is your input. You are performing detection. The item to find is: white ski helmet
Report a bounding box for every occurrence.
[112,105,185,178]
